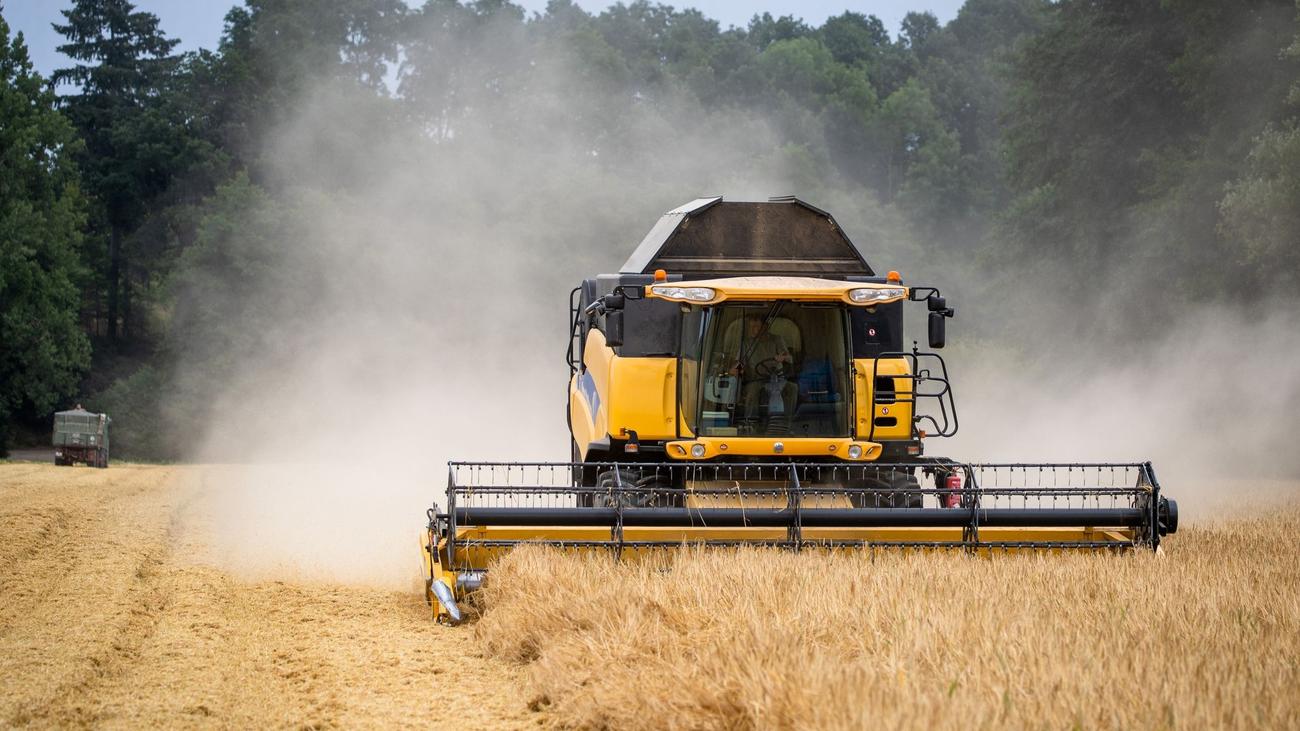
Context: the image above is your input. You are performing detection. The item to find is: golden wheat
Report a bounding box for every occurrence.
[476,503,1300,730]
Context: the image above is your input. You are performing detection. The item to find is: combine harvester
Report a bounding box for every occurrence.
[423,197,1178,622]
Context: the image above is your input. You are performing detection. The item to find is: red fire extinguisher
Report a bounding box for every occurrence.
[942,473,963,508]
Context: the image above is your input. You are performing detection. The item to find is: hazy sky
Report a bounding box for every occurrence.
[6,0,965,79]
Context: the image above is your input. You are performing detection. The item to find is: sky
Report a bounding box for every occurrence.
[5,0,965,79]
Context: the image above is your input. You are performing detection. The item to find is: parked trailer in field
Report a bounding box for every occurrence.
[53,407,111,468]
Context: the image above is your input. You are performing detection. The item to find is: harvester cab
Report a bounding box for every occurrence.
[423,196,1178,623]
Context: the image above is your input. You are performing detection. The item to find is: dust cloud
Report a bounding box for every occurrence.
[945,303,1300,517]
[184,42,808,587]
[183,16,1300,589]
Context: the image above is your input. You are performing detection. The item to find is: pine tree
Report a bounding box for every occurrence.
[52,0,179,342]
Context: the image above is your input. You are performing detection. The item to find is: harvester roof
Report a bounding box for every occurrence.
[620,196,873,279]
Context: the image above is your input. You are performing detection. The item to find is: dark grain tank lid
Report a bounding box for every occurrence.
[620,196,873,278]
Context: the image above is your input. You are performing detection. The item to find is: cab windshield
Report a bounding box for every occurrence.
[681,302,851,437]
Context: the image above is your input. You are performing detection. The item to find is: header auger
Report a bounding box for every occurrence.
[422,197,1178,623]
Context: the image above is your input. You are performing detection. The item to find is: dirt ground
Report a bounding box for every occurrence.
[0,462,537,729]
[5,448,53,462]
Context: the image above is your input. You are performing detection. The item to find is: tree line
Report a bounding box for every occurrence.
[1,0,1297,457]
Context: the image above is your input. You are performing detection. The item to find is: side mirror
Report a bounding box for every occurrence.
[928,311,946,349]
[927,295,946,312]
[606,310,625,348]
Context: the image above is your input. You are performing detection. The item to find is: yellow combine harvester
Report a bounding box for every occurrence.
[423,196,1178,622]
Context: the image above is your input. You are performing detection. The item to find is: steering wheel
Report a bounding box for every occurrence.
[751,357,785,378]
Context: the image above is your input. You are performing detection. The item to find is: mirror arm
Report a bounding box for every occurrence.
[615,285,645,301]
[585,290,632,317]
[909,286,941,302]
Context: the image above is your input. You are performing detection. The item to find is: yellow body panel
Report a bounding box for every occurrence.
[854,357,914,441]
[664,437,883,461]
[570,329,679,459]
[645,276,908,305]
[569,331,611,456]
[609,357,677,441]
[447,525,1132,552]
[568,381,597,460]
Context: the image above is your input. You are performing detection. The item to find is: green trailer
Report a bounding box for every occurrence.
[53,407,111,468]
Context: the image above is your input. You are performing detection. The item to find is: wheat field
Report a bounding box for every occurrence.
[475,500,1300,730]
[2,461,1297,729]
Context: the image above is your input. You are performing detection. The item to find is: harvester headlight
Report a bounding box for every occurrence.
[847,444,864,459]
[690,444,707,458]
[651,286,715,302]
[849,287,905,303]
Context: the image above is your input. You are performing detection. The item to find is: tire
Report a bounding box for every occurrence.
[593,469,645,508]
[592,469,678,508]
[852,469,923,508]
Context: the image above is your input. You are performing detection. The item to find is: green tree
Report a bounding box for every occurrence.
[818,11,888,68]
[1219,1,1300,283]
[53,0,181,342]
[871,79,948,202]
[0,14,92,456]
[900,11,940,55]
[1219,123,1300,286]
[915,0,1047,214]
[1000,1,1191,273]
[182,0,404,183]
[746,12,810,50]
[1000,0,1297,302]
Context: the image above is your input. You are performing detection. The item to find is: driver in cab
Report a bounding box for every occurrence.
[730,314,798,422]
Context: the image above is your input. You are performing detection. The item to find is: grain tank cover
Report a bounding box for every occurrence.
[620,196,873,279]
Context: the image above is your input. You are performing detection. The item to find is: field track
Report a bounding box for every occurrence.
[0,463,534,729]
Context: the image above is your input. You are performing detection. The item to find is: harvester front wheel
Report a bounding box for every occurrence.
[852,470,923,509]
[590,468,678,508]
